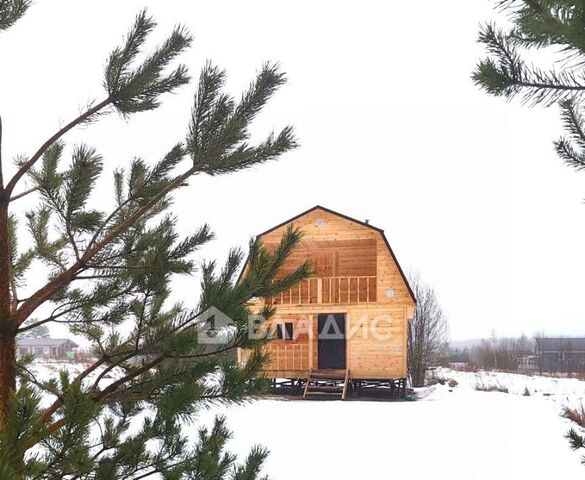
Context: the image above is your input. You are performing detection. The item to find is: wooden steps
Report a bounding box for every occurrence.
[303,369,350,400]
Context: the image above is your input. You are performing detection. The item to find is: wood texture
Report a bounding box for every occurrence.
[240,207,415,380]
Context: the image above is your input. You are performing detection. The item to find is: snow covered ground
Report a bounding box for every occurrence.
[29,362,585,478]
[195,368,585,479]
[429,367,585,410]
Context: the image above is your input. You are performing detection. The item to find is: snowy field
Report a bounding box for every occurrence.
[31,362,585,478]
[197,373,584,478]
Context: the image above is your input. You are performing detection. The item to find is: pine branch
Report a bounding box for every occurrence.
[567,428,585,451]
[105,9,192,116]
[3,9,297,477]
[5,9,192,199]
[0,0,30,31]
[14,164,195,325]
[28,230,308,447]
[554,137,585,170]
[13,58,297,327]
[89,352,137,391]
[473,22,585,106]
[188,62,297,174]
[3,98,112,200]
[504,1,585,58]
[475,1,585,181]
[32,357,107,432]
[9,186,39,202]
[233,445,270,480]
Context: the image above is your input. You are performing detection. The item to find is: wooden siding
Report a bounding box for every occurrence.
[240,207,415,380]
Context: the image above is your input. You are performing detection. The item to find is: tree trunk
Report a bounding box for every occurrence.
[0,198,15,426]
[0,329,16,423]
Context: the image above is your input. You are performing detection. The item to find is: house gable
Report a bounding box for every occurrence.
[247,205,415,306]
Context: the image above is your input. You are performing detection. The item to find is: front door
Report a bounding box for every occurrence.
[317,313,346,369]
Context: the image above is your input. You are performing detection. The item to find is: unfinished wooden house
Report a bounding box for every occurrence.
[238,206,416,399]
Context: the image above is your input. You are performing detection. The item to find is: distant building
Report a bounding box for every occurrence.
[535,337,585,373]
[17,338,78,360]
[517,355,538,372]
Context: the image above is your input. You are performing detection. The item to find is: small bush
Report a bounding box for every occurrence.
[425,373,460,388]
[564,405,585,429]
[523,386,530,396]
[475,383,508,393]
[425,371,448,386]
[426,375,445,386]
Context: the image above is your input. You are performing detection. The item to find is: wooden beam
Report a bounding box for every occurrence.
[309,314,314,370]
[342,369,350,400]
[303,370,312,399]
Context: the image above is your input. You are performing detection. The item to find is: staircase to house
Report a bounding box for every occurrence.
[303,369,350,400]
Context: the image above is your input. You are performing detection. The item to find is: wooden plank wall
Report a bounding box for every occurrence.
[346,306,407,378]
[241,207,415,379]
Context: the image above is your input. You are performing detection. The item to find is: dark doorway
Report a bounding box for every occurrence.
[318,313,346,369]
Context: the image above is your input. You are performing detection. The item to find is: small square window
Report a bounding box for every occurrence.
[276,322,294,340]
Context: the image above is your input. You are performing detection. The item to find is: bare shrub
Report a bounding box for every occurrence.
[426,373,446,386]
[523,386,531,396]
[425,372,460,388]
[408,273,449,387]
[564,405,585,428]
[475,383,508,393]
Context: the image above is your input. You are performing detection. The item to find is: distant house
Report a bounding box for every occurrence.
[517,355,538,372]
[17,338,79,360]
[535,337,585,373]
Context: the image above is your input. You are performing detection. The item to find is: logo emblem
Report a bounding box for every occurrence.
[197,306,235,344]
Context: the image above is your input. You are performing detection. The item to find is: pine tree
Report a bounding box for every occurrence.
[473,1,585,172]
[473,0,585,462]
[0,3,309,478]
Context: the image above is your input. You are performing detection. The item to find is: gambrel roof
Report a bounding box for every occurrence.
[240,205,416,303]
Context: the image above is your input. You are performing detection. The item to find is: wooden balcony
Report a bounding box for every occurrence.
[267,275,376,305]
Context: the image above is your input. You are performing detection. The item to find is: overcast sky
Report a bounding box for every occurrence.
[2,0,585,341]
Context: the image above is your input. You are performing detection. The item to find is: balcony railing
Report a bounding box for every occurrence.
[267,275,376,305]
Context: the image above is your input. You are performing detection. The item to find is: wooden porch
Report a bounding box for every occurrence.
[264,370,407,400]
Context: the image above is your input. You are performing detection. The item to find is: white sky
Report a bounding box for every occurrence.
[2,0,585,341]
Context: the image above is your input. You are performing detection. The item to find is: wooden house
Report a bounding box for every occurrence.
[17,338,79,360]
[238,206,415,399]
